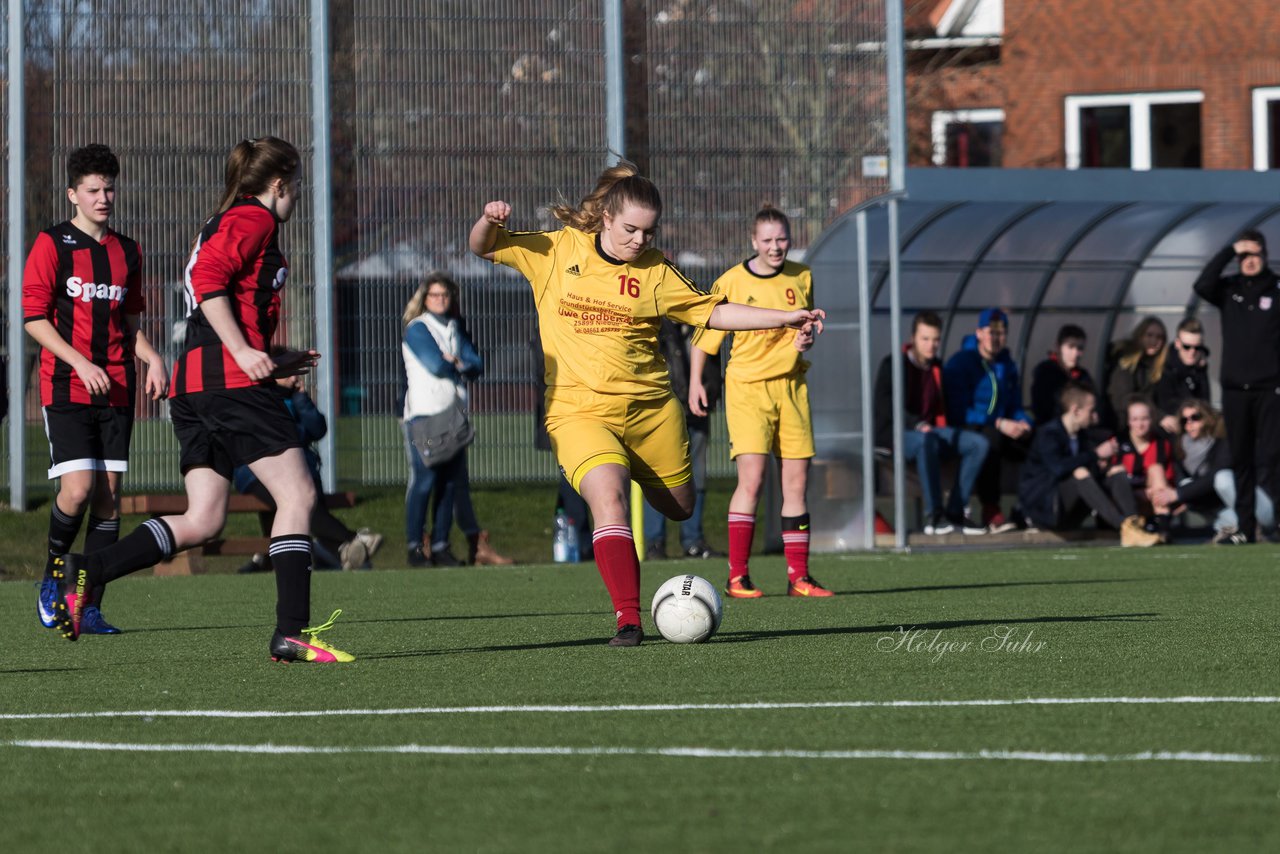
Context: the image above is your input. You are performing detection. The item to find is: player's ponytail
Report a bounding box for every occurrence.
[551,162,662,233]
[215,136,301,215]
[753,203,791,236]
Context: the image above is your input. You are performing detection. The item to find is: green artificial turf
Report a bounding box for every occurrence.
[1,546,1277,852]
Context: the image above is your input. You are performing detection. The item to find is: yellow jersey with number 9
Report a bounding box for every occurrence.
[692,258,813,382]
[491,226,724,399]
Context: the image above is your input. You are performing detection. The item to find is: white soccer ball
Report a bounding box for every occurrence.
[650,574,723,643]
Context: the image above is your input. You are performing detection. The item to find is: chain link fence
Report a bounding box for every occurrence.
[3,0,891,496]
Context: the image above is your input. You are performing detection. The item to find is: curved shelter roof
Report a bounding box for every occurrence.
[805,169,1280,442]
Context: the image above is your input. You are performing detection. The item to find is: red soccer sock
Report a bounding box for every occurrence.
[727,512,755,580]
[782,514,811,582]
[592,525,641,629]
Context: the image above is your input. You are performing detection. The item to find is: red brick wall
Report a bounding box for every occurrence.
[908,0,1280,169]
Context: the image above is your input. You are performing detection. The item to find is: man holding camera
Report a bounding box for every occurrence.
[1193,230,1280,543]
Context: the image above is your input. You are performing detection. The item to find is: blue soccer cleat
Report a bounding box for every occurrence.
[79,605,122,635]
[37,576,60,629]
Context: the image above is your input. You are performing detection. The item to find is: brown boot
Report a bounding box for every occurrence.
[468,530,514,565]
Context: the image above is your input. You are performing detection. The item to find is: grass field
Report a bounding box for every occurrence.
[1,544,1277,852]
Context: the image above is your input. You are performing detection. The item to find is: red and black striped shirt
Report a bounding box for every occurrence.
[171,197,288,396]
[22,222,144,407]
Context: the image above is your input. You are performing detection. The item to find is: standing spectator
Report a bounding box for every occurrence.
[1114,396,1176,538]
[1193,229,1280,543]
[1017,383,1159,546]
[233,364,383,572]
[943,307,1032,532]
[1104,316,1167,429]
[25,144,168,635]
[402,272,511,567]
[1029,324,1094,426]
[689,205,831,599]
[472,167,822,645]
[50,137,356,662]
[1153,318,1211,432]
[643,318,723,560]
[874,310,988,534]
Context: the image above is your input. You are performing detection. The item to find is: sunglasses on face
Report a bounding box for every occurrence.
[1180,412,1203,426]
[1175,340,1208,354]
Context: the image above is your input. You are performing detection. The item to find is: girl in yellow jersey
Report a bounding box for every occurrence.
[689,206,832,599]
[470,165,824,646]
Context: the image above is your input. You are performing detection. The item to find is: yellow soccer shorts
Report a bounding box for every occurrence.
[544,387,693,492]
[725,374,815,460]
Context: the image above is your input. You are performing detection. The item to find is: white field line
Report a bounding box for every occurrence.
[2,740,1272,764]
[1,696,1277,721]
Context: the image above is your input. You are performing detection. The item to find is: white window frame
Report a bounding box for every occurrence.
[1252,86,1280,171]
[1064,91,1203,170]
[931,108,1005,166]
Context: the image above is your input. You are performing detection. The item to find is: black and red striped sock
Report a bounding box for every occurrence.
[782,514,811,582]
[591,525,641,629]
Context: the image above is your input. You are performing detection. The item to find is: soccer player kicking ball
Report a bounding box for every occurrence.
[48,137,353,664]
[24,144,168,635]
[688,206,832,599]
[470,165,824,646]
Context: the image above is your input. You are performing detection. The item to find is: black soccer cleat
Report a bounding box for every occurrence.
[608,624,644,647]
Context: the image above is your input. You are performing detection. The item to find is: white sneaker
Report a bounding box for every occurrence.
[338,538,369,570]
[923,513,955,536]
[356,528,384,559]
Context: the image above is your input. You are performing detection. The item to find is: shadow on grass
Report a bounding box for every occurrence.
[844,577,1152,596]
[357,612,1161,658]
[0,666,84,674]
[123,610,600,634]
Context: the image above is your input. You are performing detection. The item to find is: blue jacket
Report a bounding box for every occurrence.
[943,335,1030,429]
[1017,418,1099,529]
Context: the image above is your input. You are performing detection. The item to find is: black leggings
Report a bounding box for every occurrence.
[1056,471,1137,530]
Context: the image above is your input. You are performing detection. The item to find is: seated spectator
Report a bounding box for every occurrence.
[1030,323,1095,426]
[1114,395,1176,539]
[943,307,1032,532]
[875,311,989,534]
[1017,383,1159,546]
[1104,316,1167,429]
[235,368,383,572]
[1152,318,1211,433]
[1148,399,1275,545]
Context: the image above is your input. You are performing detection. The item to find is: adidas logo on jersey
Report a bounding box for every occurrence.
[565,264,581,276]
[746,295,757,304]
[65,277,127,303]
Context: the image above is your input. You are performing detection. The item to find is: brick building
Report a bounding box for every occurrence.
[906,0,1280,170]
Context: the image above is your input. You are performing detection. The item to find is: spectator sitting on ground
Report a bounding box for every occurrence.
[943,307,1032,533]
[1148,399,1275,545]
[1017,382,1159,547]
[1105,316,1167,430]
[1152,318,1211,434]
[1029,324,1094,426]
[874,310,989,535]
[1114,395,1176,540]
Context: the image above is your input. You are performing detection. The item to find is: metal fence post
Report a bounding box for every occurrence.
[7,0,26,510]
[311,0,337,492]
[603,0,624,166]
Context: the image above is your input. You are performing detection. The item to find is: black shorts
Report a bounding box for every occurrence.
[170,387,301,480]
[43,404,134,479]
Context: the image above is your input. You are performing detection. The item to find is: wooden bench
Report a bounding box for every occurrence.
[120,492,357,575]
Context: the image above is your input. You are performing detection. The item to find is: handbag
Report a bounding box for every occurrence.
[408,401,475,466]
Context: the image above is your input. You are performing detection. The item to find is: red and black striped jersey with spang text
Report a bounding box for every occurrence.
[171,197,288,396]
[21,221,144,407]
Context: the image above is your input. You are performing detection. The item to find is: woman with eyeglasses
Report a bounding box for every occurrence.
[401,272,512,568]
[1148,399,1275,545]
[1153,318,1211,434]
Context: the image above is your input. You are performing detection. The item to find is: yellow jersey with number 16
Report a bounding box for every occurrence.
[491,226,724,400]
[692,258,813,383]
